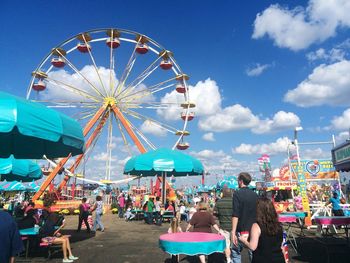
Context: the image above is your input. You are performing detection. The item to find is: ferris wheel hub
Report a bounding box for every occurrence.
[104,97,117,107]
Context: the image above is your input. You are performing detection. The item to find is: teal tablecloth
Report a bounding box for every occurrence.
[19,227,39,236]
[159,232,225,256]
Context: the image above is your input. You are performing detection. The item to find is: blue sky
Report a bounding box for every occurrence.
[1,0,350,186]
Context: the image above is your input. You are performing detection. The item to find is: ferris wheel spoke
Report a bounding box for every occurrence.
[120,75,176,102]
[75,109,100,121]
[45,76,101,102]
[123,83,175,104]
[123,108,177,134]
[126,101,181,109]
[109,34,116,96]
[118,57,162,98]
[83,123,106,164]
[105,114,113,180]
[54,49,105,98]
[115,117,133,156]
[82,35,109,97]
[127,120,156,150]
[113,40,139,97]
[33,100,99,109]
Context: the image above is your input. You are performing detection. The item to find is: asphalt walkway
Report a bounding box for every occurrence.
[17,213,350,263]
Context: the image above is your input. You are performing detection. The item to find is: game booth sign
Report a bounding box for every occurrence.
[258,159,340,213]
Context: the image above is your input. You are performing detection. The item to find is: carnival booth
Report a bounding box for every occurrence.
[263,159,340,216]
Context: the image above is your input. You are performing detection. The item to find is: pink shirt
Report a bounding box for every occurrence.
[119,196,125,208]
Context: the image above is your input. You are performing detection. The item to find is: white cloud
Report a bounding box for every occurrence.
[284,60,350,107]
[140,120,167,137]
[306,48,346,63]
[252,111,301,134]
[157,76,300,135]
[198,104,259,132]
[302,148,331,159]
[330,108,350,130]
[246,63,271,77]
[157,78,221,120]
[199,105,300,134]
[92,152,117,162]
[253,0,350,51]
[43,65,119,101]
[190,149,257,174]
[191,149,227,160]
[233,137,292,155]
[335,131,350,143]
[202,132,215,142]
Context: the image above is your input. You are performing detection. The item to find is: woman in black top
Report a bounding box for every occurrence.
[238,197,284,263]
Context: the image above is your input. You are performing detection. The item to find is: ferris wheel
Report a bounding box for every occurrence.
[26,28,195,185]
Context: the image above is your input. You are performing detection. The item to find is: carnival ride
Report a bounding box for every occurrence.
[26,28,195,202]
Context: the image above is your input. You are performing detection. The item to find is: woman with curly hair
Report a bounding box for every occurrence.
[238,197,284,263]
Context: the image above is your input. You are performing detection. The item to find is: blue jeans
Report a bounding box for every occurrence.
[231,238,252,263]
[93,212,104,231]
[118,207,124,218]
[146,212,153,224]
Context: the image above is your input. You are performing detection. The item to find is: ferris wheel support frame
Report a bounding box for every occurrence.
[32,100,148,201]
[32,106,106,201]
[57,110,110,192]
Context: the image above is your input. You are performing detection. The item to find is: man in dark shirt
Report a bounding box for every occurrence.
[231,172,258,263]
[0,210,23,263]
[214,187,233,263]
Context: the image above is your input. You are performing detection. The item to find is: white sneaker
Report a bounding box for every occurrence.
[63,259,73,263]
[69,255,79,260]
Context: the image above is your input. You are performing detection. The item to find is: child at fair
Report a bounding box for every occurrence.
[167,217,182,262]
[124,206,135,221]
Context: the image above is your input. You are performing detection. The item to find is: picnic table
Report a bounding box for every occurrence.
[19,227,40,258]
[279,214,298,253]
[159,232,225,256]
[280,211,307,236]
[314,216,350,243]
[131,209,144,220]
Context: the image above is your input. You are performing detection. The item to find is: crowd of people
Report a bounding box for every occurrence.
[1,170,348,263]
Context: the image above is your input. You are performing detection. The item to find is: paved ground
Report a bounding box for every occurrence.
[17,213,350,263]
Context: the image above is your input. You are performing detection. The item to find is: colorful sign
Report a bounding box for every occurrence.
[258,154,271,181]
[295,162,312,225]
[256,181,298,190]
[290,159,339,180]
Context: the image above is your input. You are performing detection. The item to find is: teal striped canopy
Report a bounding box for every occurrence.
[124,148,204,177]
[0,91,85,159]
[0,156,43,182]
[0,181,32,191]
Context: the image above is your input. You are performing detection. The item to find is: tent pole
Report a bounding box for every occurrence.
[162,172,166,205]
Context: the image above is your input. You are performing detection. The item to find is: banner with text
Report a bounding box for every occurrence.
[290,159,339,180]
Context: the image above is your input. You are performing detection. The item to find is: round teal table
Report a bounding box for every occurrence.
[159,232,225,256]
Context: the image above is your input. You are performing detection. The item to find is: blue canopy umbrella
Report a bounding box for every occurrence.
[218,176,238,189]
[0,156,43,182]
[197,184,210,193]
[0,91,85,159]
[124,148,204,203]
[28,181,40,192]
[184,187,194,196]
[0,181,31,191]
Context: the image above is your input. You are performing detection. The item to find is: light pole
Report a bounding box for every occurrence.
[294,126,303,166]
